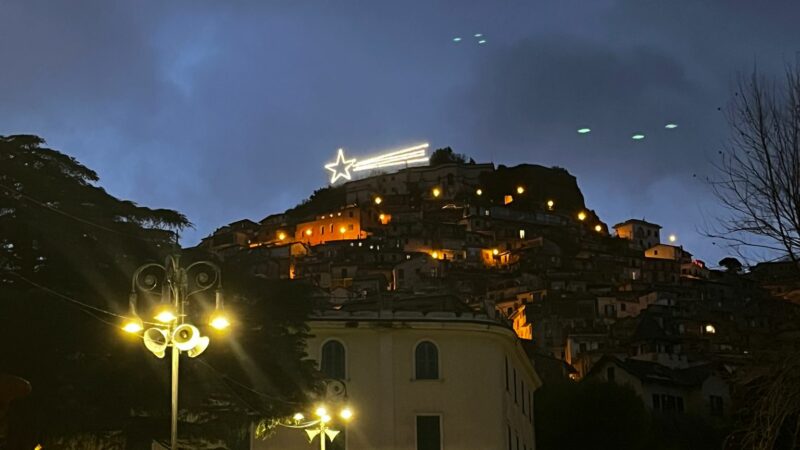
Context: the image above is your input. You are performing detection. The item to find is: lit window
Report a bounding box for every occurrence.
[321,340,346,379]
[415,341,439,379]
[504,195,513,205]
[519,229,525,239]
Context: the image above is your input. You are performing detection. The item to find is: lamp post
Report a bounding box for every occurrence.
[122,255,230,450]
[280,404,353,450]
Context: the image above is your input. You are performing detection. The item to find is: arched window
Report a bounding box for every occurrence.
[321,340,346,379]
[415,341,439,380]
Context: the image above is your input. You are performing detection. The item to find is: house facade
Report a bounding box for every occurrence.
[252,308,542,450]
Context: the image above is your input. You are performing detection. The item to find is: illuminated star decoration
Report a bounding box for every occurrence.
[324,143,430,184]
[325,148,357,183]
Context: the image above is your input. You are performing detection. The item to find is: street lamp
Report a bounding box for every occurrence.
[280,403,354,450]
[122,255,229,450]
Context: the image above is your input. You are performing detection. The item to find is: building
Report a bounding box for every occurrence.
[586,356,731,419]
[614,219,662,250]
[253,301,542,450]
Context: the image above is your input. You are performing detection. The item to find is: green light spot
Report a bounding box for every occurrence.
[577,128,591,134]
[665,123,678,129]
[632,134,645,140]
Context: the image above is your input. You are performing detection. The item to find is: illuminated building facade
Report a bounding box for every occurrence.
[253,301,541,450]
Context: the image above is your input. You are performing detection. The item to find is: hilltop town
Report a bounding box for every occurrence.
[199,151,800,446]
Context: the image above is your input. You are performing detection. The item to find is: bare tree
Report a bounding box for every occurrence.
[709,65,800,265]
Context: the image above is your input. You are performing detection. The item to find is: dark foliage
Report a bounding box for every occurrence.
[0,135,316,449]
[429,147,468,166]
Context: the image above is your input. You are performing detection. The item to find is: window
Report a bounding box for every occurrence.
[653,394,684,413]
[341,268,348,278]
[398,269,405,280]
[321,226,325,235]
[521,383,526,414]
[416,415,441,450]
[607,367,615,382]
[507,425,512,450]
[519,229,525,239]
[513,368,518,403]
[415,341,439,379]
[321,340,346,379]
[505,357,509,391]
[710,395,724,416]
[348,223,354,230]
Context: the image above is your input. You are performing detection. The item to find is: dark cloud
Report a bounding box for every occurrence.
[1,0,798,264]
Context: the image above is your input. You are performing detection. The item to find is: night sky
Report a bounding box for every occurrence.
[2,0,799,265]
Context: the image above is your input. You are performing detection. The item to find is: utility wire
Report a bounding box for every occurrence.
[4,270,160,327]
[0,181,182,243]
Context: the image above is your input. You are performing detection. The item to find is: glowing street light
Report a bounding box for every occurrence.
[594,224,602,233]
[577,211,587,221]
[374,196,382,205]
[123,255,228,450]
[669,234,677,243]
[516,186,525,194]
[279,403,354,450]
[476,188,483,196]
[546,200,555,210]
[432,188,441,198]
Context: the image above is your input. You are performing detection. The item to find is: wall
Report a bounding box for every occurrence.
[252,316,540,450]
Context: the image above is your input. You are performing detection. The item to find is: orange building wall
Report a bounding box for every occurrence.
[295,208,367,245]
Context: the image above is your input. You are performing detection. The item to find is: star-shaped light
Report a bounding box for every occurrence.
[325,148,356,183]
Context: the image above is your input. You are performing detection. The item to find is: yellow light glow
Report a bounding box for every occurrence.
[321,414,332,423]
[578,211,587,221]
[340,408,353,420]
[122,318,143,333]
[516,186,525,194]
[431,251,439,259]
[504,195,513,205]
[154,308,176,323]
[379,213,385,220]
[476,188,483,196]
[293,413,304,421]
[594,224,602,232]
[278,232,286,240]
[305,229,312,236]
[315,407,327,417]
[432,188,441,198]
[492,248,499,256]
[669,234,677,243]
[705,324,716,334]
[210,315,230,330]
[547,200,555,210]
[339,226,346,234]
[374,196,383,205]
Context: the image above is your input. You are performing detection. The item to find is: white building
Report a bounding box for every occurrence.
[252,307,541,450]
